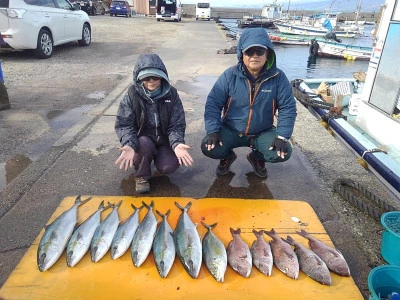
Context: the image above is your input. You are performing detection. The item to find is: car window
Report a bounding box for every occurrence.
[0,0,9,8]
[38,0,56,7]
[23,0,39,5]
[111,1,124,5]
[55,0,72,9]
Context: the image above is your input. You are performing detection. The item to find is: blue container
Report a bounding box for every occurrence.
[368,265,400,300]
[0,61,4,83]
[381,211,400,265]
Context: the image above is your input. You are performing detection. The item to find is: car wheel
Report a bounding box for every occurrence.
[78,23,91,46]
[35,29,53,59]
[157,18,160,21]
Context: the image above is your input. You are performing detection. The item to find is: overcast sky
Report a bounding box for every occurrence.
[180,0,321,8]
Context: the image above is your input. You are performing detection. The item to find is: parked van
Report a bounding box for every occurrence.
[156,0,182,22]
[196,1,211,21]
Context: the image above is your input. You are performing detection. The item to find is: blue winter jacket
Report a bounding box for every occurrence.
[204,28,297,139]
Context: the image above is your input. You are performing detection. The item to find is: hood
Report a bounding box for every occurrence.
[236,28,276,70]
[133,53,171,99]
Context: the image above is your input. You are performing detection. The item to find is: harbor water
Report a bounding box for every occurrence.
[220,19,375,81]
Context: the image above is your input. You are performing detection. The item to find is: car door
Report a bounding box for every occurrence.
[55,0,82,40]
[37,0,65,44]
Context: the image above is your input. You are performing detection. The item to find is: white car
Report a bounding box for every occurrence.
[0,0,91,58]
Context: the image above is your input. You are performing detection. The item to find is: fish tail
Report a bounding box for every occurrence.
[142,200,154,210]
[201,222,217,230]
[252,229,263,237]
[263,228,276,238]
[131,203,144,212]
[75,195,91,206]
[116,200,123,208]
[296,229,308,238]
[174,201,192,211]
[156,209,171,219]
[98,200,105,210]
[285,235,295,245]
[230,227,241,235]
[107,202,115,208]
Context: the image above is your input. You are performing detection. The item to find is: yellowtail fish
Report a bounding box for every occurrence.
[37,195,91,271]
[173,201,202,279]
[201,222,227,282]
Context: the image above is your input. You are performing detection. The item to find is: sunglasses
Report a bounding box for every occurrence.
[142,76,161,82]
[243,47,267,57]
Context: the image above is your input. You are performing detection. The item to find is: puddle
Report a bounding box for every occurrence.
[0,154,32,192]
[174,75,218,103]
[87,91,106,100]
[46,105,95,130]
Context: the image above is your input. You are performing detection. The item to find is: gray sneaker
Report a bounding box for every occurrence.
[216,151,237,175]
[135,177,150,194]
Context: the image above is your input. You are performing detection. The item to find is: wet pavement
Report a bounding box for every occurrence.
[0,18,399,299]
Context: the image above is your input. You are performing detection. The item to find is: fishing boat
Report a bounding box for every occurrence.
[312,39,373,60]
[292,0,400,201]
[270,34,312,46]
[274,22,361,38]
[274,8,364,38]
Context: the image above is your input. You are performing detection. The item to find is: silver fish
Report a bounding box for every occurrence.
[131,200,157,267]
[226,228,252,278]
[251,229,273,276]
[201,222,227,283]
[67,200,111,267]
[90,200,122,262]
[153,209,176,278]
[285,235,332,285]
[37,195,91,272]
[264,228,299,280]
[297,229,350,276]
[173,201,202,279]
[111,204,143,260]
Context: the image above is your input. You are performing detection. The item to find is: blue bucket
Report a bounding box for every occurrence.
[368,265,400,300]
[381,211,400,265]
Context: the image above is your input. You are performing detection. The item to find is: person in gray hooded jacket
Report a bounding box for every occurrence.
[115,54,193,193]
[201,28,297,178]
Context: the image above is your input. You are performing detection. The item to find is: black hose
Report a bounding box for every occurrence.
[333,178,397,221]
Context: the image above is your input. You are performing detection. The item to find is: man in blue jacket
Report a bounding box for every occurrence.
[201,28,297,178]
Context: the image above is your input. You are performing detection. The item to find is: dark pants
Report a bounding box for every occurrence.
[134,136,180,178]
[201,124,292,163]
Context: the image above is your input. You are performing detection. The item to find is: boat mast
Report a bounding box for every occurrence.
[355,0,362,23]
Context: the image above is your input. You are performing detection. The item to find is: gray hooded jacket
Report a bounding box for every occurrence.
[115,54,186,151]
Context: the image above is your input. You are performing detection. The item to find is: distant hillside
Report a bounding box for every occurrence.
[288,0,385,13]
[211,0,386,13]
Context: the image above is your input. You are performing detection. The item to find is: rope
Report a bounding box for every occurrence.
[333,178,398,221]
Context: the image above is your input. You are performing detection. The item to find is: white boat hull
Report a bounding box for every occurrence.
[275,22,359,38]
[316,40,372,60]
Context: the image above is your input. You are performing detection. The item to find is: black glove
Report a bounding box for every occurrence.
[269,136,288,154]
[205,132,221,149]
